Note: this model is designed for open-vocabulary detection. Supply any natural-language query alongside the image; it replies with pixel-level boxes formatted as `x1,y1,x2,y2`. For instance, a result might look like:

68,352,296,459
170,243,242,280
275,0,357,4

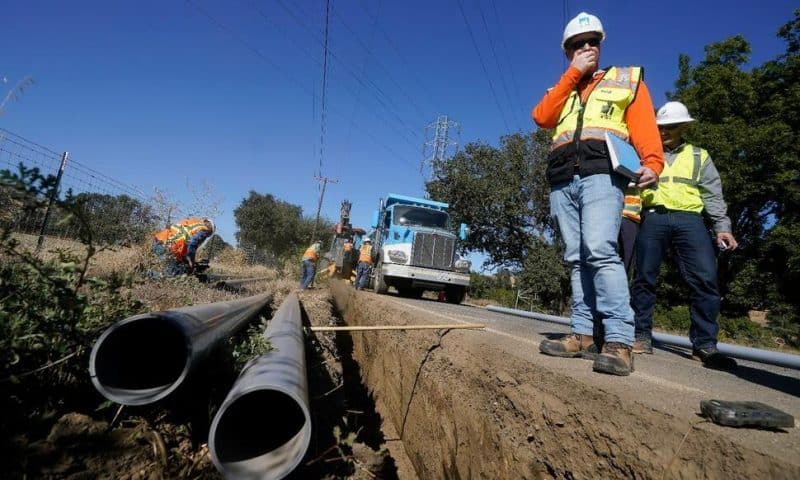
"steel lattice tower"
422,115,460,181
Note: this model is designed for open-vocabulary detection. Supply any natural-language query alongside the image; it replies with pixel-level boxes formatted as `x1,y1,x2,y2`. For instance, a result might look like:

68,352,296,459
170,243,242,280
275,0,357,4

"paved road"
376,293,800,466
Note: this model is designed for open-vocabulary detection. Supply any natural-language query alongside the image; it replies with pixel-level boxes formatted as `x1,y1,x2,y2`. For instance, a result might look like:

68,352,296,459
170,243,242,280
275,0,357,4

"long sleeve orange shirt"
532,66,664,176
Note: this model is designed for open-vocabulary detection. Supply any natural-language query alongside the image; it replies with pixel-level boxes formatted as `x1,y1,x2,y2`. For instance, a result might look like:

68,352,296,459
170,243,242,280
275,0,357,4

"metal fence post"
35,151,68,254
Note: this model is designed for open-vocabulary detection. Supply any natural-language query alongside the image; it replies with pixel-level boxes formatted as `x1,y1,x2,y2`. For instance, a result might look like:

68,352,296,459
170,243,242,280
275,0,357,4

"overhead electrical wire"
186,0,418,169
318,0,331,178
490,0,528,131
455,0,512,134
475,0,520,131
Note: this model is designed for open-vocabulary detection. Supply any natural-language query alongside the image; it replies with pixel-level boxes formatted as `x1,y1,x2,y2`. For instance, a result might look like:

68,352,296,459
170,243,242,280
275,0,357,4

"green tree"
233,191,332,261
426,130,570,311
200,234,230,260
67,192,156,245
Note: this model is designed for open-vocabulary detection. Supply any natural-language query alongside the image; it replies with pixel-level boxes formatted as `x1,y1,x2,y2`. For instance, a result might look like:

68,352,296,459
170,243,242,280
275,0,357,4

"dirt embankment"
330,280,799,479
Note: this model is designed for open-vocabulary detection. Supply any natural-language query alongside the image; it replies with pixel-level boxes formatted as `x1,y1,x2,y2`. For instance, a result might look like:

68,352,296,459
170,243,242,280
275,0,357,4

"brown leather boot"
539,333,594,358
593,342,634,376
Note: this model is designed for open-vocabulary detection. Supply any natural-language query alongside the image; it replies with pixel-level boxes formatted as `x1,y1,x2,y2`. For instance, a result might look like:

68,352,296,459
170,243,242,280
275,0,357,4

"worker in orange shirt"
354,238,375,290
299,240,322,290
152,218,215,276
532,12,664,376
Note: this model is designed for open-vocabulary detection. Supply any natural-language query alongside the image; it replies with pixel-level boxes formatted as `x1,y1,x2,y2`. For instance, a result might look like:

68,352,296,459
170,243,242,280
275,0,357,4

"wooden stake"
310,324,485,332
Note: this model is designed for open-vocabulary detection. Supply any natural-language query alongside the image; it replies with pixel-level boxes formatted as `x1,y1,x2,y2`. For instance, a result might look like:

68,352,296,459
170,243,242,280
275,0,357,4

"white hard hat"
562,12,605,51
204,218,215,231
363,238,372,243
656,101,695,125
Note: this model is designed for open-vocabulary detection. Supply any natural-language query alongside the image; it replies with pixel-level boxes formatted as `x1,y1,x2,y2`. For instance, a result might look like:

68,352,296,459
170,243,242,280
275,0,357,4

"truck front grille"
411,232,454,270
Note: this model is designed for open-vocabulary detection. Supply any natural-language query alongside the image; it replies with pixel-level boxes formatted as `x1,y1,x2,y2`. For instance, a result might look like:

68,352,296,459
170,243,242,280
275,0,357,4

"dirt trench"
330,280,799,480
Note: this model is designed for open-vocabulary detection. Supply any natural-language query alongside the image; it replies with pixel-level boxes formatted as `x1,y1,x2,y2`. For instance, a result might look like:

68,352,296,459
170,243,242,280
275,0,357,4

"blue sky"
2,1,796,270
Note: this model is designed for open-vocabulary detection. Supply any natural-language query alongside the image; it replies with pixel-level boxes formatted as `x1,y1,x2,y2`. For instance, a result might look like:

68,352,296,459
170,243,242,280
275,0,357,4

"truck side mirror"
459,223,469,241
372,211,379,228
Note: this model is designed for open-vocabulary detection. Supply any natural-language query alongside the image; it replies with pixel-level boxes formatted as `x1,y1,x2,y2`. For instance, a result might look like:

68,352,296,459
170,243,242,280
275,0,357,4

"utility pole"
311,175,338,242
422,115,460,183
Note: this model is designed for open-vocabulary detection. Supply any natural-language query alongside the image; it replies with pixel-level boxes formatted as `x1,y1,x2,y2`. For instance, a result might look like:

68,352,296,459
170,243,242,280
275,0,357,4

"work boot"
692,346,737,371
580,342,601,361
539,334,594,358
632,335,653,354
593,342,634,376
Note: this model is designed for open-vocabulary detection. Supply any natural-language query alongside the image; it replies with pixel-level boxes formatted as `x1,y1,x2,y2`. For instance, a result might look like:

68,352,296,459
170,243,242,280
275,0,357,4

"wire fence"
0,128,164,249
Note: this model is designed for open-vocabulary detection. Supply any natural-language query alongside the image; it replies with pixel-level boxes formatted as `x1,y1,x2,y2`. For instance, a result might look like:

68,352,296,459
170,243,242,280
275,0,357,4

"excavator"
324,200,365,283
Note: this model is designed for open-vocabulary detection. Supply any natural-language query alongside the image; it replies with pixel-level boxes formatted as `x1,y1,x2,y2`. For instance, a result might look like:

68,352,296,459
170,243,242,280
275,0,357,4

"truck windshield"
392,205,450,229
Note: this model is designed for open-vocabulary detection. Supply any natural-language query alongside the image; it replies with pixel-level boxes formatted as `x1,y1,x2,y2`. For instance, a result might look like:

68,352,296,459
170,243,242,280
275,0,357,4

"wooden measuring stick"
310,324,485,332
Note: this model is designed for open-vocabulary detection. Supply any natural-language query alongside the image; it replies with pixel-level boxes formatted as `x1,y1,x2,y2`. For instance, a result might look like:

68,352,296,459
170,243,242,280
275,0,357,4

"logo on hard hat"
578,16,590,26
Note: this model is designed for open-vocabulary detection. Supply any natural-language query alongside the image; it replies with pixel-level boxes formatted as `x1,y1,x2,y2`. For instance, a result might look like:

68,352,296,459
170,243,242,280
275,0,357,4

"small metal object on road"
700,400,795,429
310,323,485,332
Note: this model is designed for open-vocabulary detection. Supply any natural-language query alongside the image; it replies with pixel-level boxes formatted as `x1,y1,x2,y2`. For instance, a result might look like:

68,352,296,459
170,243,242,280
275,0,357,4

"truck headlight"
454,259,471,272
387,250,407,263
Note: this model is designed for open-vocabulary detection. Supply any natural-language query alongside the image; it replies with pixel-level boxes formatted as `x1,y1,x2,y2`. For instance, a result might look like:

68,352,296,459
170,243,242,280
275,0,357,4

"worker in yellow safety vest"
631,101,738,371
532,11,664,376
299,240,322,290
152,218,214,276
354,238,375,290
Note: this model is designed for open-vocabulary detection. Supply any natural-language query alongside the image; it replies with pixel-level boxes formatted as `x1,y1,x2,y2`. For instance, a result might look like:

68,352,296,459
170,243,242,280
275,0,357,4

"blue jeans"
355,262,371,290
550,174,634,345
299,259,315,289
631,210,720,349
152,241,188,276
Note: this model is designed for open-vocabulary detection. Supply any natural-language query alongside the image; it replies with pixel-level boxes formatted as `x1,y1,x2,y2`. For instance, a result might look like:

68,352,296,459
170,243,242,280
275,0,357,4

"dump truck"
370,193,470,303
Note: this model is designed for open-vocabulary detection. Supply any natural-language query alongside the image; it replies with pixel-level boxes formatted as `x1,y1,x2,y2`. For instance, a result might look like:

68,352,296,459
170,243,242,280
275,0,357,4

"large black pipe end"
209,388,312,479
89,314,190,406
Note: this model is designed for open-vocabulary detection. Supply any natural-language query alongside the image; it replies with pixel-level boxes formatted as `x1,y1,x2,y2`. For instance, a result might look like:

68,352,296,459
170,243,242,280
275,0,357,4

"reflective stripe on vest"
154,218,208,260
303,246,318,261
622,188,642,222
641,145,705,213
343,242,353,251
551,66,642,150
358,244,373,264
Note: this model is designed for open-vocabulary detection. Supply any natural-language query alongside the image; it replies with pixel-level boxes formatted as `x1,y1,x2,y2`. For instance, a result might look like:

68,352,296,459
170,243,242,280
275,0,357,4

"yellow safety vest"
302,245,318,261
641,144,706,213
622,187,642,222
551,66,642,150
358,244,373,264
153,218,210,261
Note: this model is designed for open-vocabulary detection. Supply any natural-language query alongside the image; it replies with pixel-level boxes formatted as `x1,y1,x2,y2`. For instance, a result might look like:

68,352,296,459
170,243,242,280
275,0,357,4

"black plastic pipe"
209,292,311,480
89,292,273,406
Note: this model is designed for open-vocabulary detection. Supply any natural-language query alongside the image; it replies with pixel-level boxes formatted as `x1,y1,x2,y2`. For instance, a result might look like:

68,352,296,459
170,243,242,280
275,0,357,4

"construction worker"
299,240,322,290
152,218,214,276
354,238,374,290
532,12,664,376
341,239,355,282
631,101,738,370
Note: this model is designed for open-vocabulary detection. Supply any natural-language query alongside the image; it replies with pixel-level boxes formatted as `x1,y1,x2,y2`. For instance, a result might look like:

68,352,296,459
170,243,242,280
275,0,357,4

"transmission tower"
422,115,460,182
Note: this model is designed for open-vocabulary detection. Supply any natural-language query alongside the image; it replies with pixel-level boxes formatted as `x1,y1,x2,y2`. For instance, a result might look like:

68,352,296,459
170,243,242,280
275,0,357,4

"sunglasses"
567,37,601,51
658,124,681,132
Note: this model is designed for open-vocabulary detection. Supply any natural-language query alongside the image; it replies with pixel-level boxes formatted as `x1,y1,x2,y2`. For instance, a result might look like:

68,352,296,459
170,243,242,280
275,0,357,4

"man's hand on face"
571,50,598,75
636,166,658,188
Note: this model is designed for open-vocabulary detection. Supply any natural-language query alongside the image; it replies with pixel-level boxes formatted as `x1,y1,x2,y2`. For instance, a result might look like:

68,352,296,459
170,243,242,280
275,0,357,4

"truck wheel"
445,286,466,304
373,262,388,294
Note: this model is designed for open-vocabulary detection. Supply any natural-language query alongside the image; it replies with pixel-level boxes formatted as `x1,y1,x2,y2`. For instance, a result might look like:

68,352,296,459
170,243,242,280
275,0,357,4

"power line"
245,1,420,151
318,0,332,178
475,0,519,131
271,0,422,142
489,0,528,130
187,0,418,170
455,0,511,134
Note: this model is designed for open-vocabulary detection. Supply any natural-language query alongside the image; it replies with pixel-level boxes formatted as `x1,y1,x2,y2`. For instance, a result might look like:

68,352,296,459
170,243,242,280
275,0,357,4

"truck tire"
373,262,388,294
445,286,466,304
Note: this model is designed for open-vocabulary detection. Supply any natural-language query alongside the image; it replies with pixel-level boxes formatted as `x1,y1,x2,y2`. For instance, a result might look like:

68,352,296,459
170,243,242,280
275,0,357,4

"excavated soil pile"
330,280,799,479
